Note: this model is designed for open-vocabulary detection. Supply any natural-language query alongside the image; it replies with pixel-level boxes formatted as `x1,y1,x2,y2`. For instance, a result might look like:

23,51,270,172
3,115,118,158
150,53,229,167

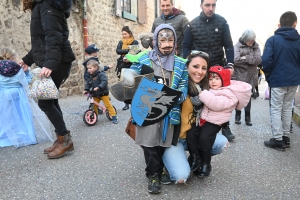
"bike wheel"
83,109,98,126
106,106,117,121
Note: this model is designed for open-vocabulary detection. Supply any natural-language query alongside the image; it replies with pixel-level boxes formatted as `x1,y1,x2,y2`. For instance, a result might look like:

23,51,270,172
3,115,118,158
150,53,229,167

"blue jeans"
162,133,228,183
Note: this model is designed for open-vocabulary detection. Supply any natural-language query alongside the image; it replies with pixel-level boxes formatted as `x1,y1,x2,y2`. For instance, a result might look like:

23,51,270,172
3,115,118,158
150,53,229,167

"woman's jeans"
162,133,228,183
38,62,72,136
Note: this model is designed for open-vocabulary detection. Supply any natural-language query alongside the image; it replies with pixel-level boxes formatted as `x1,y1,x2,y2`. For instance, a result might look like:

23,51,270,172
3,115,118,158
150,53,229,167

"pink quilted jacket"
199,80,252,125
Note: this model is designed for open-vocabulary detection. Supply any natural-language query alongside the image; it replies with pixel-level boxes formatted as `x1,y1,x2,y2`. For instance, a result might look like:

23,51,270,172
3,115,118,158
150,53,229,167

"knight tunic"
135,61,174,147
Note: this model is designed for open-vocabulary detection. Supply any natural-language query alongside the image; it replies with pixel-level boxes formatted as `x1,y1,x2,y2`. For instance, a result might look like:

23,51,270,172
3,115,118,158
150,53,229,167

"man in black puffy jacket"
182,0,235,141
20,0,75,159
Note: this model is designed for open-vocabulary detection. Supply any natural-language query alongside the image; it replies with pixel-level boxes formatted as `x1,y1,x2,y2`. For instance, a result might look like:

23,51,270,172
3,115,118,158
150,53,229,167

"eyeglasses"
190,50,209,59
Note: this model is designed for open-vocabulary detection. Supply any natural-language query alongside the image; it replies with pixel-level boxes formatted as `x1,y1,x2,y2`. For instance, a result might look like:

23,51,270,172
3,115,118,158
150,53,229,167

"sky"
180,0,300,47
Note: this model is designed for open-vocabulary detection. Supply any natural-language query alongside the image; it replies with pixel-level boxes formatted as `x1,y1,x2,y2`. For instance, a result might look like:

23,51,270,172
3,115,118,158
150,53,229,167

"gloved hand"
190,96,202,106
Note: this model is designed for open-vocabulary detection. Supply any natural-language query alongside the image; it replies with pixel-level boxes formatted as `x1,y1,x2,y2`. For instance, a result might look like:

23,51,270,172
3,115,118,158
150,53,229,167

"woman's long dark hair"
186,54,209,96
22,0,34,12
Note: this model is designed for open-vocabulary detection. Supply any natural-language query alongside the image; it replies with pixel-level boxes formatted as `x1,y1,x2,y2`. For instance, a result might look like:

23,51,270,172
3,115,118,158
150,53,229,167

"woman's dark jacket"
84,71,109,97
22,0,75,70
115,40,139,55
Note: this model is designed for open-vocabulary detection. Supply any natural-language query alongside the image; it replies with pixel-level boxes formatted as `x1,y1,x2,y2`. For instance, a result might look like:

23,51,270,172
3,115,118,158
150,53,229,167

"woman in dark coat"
115,26,139,110
20,0,75,159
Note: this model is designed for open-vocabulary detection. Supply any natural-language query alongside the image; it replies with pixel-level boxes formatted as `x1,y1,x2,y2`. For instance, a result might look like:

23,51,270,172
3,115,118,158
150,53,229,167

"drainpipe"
83,0,88,48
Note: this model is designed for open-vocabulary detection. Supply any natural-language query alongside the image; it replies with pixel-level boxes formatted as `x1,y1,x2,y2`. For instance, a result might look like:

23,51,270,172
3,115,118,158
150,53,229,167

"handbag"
125,117,136,140
30,76,59,100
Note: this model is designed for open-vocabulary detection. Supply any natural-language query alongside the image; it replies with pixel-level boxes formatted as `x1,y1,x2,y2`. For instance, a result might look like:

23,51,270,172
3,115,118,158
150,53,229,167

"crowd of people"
1,0,300,195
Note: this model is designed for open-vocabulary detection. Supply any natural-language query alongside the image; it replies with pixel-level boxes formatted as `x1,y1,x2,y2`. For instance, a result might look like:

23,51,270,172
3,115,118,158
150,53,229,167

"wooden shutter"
115,0,122,17
131,0,138,16
137,0,147,24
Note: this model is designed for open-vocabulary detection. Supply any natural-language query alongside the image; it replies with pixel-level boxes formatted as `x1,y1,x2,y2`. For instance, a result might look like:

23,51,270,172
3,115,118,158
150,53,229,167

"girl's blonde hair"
0,47,19,61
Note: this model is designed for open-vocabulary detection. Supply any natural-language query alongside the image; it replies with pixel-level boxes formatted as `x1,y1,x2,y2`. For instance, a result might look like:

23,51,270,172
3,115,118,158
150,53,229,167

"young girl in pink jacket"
187,66,251,178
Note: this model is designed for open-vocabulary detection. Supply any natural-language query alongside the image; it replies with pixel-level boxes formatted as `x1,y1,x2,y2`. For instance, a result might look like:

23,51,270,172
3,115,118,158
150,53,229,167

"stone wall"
0,0,158,97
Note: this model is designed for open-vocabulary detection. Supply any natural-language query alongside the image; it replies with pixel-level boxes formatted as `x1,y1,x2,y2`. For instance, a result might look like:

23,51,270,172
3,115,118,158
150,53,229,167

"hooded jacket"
234,39,261,88
199,80,252,125
151,8,189,56
22,0,75,70
262,27,300,87
84,70,109,97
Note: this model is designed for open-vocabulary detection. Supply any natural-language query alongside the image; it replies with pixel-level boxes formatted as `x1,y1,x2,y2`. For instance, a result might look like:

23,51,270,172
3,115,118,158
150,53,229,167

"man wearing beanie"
182,0,235,141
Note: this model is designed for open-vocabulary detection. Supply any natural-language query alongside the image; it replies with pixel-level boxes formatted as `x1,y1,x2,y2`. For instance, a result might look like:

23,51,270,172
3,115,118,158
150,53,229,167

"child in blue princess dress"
0,47,53,148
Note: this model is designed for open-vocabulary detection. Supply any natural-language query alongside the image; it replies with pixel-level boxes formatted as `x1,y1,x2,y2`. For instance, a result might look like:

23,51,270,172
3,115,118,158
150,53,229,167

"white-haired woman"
233,29,262,126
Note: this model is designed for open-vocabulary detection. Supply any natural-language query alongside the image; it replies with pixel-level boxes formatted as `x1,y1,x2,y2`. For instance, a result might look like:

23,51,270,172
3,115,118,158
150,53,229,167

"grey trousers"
270,86,297,140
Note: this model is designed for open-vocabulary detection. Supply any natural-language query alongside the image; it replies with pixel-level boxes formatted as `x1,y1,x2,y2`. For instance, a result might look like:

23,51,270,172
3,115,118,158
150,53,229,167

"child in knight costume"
128,24,188,194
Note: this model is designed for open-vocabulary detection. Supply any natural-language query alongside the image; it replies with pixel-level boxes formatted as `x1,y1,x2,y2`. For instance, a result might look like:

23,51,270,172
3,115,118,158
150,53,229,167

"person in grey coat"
152,0,189,57
233,29,261,126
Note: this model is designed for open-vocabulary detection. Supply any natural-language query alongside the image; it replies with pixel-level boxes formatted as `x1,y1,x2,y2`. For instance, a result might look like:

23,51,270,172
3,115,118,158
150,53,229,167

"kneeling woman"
163,51,229,183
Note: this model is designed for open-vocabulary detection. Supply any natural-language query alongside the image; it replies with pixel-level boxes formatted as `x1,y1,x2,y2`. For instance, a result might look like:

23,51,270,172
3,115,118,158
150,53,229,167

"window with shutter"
137,0,147,24
115,0,137,21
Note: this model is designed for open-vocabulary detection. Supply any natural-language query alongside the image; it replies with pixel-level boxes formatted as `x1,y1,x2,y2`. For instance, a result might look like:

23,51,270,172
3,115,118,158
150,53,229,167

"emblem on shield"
131,77,182,126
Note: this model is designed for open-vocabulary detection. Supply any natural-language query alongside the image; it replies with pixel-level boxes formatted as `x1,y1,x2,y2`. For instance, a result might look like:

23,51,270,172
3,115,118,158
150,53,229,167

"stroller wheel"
83,109,98,126
106,106,117,121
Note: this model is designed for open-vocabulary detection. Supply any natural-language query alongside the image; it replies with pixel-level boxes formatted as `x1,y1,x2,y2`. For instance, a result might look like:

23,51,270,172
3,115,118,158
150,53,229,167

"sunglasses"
190,50,209,59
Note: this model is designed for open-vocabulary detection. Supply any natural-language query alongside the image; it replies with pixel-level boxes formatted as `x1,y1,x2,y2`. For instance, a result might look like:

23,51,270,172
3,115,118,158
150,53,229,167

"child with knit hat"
186,66,252,178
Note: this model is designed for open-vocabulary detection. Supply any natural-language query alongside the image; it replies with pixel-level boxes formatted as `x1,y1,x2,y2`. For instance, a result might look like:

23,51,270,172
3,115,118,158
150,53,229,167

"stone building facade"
0,0,184,97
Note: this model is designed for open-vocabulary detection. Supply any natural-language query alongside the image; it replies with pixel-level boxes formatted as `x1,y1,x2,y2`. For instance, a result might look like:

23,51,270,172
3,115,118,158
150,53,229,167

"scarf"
147,24,176,71
122,36,135,50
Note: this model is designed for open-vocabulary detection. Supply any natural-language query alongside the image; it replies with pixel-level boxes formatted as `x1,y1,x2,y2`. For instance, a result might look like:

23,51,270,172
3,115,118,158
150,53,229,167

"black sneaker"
160,171,172,185
264,138,285,151
282,136,290,148
222,126,235,141
98,108,103,115
148,173,161,194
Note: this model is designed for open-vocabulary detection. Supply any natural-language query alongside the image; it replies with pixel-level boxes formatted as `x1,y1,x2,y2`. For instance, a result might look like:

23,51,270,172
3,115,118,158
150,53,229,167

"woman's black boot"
198,150,212,178
235,110,241,124
190,154,201,172
245,111,252,126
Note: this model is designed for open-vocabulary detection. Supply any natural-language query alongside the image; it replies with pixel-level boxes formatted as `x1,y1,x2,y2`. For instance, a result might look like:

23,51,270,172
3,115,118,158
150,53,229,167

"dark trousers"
142,146,166,176
186,122,221,154
38,62,72,136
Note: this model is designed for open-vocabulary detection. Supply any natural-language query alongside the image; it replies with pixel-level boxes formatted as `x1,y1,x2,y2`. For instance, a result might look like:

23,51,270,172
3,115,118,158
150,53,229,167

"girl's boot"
198,150,212,178
190,154,201,171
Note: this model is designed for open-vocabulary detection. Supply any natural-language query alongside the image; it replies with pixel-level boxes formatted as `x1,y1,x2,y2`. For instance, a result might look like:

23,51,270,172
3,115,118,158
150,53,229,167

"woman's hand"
93,87,99,91
39,67,52,78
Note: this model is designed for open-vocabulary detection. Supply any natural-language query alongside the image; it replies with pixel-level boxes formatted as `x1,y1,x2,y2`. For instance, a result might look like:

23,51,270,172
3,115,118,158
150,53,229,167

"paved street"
1,80,300,200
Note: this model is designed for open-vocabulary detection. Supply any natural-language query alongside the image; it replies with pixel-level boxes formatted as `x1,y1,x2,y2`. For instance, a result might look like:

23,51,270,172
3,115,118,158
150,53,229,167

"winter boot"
245,111,252,126
190,154,201,172
235,110,241,125
47,132,74,159
122,103,129,110
44,134,58,154
198,150,212,178
222,123,235,141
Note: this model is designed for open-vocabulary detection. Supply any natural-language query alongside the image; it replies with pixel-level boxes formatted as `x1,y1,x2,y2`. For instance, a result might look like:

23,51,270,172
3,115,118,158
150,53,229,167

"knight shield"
131,77,182,126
